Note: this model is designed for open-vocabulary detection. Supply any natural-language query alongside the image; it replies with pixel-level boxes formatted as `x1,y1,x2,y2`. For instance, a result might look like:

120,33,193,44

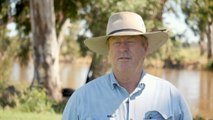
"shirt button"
130,118,133,120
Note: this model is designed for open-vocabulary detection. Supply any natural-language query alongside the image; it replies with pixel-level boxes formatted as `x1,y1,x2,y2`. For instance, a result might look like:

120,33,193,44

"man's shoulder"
86,73,111,86
143,73,181,96
143,73,175,88
143,73,166,82
74,73,111,94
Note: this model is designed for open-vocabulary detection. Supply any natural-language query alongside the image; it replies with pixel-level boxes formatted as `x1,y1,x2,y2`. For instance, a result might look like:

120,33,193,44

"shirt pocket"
144,110,172,120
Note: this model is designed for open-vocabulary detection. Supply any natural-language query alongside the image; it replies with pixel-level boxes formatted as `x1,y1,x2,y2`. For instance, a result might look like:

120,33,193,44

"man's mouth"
118,57,131,61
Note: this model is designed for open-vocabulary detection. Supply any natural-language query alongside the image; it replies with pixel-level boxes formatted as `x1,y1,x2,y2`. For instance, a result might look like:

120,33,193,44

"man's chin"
117,68,132,73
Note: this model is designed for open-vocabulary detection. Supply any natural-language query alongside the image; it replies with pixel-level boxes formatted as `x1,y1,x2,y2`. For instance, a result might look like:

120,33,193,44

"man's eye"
113,42,120,45
127,41,135,44
127,41,134,43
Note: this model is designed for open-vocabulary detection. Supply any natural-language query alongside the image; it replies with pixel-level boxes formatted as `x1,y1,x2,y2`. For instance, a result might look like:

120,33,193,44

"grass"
0,109,62,120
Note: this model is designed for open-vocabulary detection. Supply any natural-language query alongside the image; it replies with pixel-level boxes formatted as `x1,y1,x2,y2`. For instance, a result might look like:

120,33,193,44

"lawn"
0,110,62,120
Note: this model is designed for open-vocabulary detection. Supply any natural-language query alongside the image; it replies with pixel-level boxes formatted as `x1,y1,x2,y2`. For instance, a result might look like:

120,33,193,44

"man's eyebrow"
126,37,137,41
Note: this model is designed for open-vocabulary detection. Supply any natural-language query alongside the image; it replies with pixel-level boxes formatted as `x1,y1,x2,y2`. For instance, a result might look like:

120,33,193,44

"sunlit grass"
0,109,62,120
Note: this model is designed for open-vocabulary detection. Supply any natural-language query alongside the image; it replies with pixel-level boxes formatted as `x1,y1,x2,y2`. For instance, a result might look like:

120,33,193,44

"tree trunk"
86,54,110,83
211,23,213,59
207,21,212,60
86,54,95,83
198,35,206,56
29,0,62,102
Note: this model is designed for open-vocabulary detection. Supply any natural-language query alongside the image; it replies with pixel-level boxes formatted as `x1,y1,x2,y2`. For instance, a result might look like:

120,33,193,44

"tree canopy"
180,0,213,59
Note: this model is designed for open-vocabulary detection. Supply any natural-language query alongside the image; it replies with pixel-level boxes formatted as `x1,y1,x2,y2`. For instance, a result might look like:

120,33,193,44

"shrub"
0,86,20,108
17,88,55,113
52,100,67,113
193,115,205,120
0,85,67,113
207,60,213,70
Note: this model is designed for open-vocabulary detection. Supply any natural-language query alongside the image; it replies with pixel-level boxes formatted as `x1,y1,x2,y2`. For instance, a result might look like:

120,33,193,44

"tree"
0,0,89,102
29,0,62,102
180,0,213,60
29,0,89,101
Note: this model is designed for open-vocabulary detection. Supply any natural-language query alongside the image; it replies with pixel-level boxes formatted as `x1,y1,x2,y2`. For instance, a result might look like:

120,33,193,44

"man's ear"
107,53,112,64
107,52,109,59
144,44,149,52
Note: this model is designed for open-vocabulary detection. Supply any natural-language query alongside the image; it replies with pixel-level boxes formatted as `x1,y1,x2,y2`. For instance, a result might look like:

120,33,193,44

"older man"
62,12,192,120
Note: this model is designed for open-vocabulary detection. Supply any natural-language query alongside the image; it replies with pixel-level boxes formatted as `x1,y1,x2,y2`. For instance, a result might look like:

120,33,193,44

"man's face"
108,35,148,73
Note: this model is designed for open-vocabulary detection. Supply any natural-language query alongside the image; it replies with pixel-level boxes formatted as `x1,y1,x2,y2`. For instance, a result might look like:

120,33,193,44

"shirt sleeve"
179,92,193,120
171,85,193,120
62,91,80,120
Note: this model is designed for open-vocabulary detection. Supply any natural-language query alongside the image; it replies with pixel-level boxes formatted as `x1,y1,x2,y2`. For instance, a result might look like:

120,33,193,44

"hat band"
108,28,144,35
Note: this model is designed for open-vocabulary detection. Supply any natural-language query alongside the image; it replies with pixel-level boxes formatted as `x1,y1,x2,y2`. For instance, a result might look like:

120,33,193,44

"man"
62,12,192,120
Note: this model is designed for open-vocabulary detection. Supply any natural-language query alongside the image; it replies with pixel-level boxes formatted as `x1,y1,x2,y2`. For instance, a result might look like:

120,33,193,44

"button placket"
126,98,130,120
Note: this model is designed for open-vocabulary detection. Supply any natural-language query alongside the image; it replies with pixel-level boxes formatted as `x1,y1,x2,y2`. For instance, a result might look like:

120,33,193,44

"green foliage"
0,30,20,89
17,37,31,65
61,36,80,57
0,0,9,24
61,21,81,58
0,86,67,114
180,0,212,36
17,88,55,113
180,0,213,59
0,86,20,109
14,1,31,35
77,35,89,56
206,60,213,70
193,115,205,120
52,100,67,113
79,0,166,38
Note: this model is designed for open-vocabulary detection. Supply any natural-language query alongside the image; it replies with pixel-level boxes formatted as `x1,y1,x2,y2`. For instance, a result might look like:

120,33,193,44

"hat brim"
84,31,168,55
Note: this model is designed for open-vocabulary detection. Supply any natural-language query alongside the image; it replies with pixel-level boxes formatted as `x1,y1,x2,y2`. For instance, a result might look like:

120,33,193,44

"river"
10,61,213,119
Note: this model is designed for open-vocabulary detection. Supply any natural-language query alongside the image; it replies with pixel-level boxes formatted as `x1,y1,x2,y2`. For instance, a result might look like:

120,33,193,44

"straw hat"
84,12,168,55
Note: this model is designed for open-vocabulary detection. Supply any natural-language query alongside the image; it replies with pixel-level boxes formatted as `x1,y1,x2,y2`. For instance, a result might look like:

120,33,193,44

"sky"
6,22,18,36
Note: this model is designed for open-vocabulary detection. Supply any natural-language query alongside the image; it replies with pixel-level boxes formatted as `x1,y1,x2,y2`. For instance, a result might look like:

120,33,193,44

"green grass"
0,110,62,120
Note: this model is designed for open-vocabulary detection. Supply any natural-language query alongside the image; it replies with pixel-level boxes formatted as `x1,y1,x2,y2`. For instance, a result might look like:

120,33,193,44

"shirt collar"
109,72,120,90
109,70,147,90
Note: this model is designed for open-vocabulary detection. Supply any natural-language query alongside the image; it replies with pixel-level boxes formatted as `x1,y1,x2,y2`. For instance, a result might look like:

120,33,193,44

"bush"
193,115,205,120
0,86,20,108
17,88,55,113
0,85,67,113
207,60,213,70
52,100,67,113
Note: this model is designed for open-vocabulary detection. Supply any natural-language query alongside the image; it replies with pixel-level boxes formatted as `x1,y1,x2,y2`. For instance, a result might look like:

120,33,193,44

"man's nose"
119,42,129,52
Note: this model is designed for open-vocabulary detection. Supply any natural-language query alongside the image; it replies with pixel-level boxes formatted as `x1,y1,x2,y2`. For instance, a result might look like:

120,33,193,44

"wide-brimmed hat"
84,12,168,55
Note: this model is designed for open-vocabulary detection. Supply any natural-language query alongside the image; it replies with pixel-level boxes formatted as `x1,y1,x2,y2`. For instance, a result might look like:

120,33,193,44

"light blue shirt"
62,72,192,120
